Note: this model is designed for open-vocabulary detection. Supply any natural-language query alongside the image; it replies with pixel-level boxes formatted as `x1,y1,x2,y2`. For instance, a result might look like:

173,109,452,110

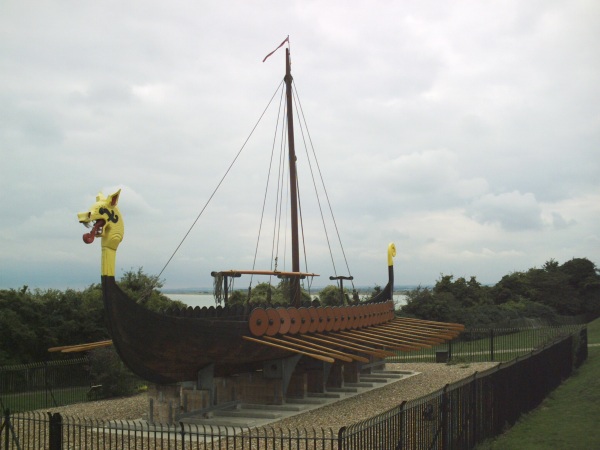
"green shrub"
88,348,140,398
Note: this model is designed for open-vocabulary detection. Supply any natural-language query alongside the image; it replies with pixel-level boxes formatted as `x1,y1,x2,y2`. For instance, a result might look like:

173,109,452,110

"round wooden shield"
370,304,378,326
298,307,311,334
324,307,335,332
276,307,291,335
365,304,374,327
265,308,280,336
249,308,269,337
367,304,375,327
316,307,327,333
361,305,368,327
381,304,388,321
287,307,302,335
356,306,364,329
375,303,384,325
347,306,356,329
332,307,342,331
308,307,319,333
338,306,348,331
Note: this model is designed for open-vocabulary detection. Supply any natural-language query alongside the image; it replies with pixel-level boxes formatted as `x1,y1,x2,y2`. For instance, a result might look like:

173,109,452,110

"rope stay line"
292,81,356,292
249,81,287,293
156,80,285,281
292,84,338,279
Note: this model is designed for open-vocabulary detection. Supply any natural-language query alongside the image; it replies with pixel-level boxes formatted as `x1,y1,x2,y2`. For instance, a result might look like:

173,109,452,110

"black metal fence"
0,329,587,450
1,325,580,415
339,331,583,449
0,358,91,413
388,324,583,363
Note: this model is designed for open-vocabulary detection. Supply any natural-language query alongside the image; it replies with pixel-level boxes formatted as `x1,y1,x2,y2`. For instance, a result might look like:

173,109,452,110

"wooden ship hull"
102,274,401,384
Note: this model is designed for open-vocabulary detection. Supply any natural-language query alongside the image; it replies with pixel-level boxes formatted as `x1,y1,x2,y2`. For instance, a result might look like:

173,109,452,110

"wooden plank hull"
102,276,292,383
99,268,467,387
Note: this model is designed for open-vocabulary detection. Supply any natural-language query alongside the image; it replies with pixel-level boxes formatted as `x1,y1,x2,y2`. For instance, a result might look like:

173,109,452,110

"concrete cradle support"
197,363,215,405
263,354,302,398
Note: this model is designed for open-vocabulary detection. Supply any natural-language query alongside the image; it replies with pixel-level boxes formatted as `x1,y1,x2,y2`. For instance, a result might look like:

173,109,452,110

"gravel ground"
45,362,498,429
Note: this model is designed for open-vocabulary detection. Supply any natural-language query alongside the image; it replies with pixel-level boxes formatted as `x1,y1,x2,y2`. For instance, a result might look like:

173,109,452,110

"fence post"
471,372,478,447
448,339,453,362
490,329,495,361
180,421,186,450
441,384,449,450
48,412,62,450
337,426,347,450
395,401,407,450
3,409,10,449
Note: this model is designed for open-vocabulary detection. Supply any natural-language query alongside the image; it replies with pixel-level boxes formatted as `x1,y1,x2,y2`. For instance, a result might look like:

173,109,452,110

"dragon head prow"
78,189,124,276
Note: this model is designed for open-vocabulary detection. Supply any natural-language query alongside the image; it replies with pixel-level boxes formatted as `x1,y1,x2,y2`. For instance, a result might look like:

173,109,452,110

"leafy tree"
119,267,186,311
402,286,462,323
227,280,311,306
318,285,348,306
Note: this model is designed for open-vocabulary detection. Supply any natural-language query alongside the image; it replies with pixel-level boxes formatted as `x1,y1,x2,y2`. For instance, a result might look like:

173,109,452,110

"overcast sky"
1,0,599,292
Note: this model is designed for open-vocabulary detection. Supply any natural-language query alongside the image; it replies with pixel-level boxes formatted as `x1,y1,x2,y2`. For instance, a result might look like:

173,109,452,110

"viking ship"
77,44,464,385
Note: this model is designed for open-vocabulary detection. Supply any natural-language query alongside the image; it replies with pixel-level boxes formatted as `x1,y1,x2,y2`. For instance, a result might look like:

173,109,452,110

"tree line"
401,258,600,328
0,268,185,366
1,258,598,366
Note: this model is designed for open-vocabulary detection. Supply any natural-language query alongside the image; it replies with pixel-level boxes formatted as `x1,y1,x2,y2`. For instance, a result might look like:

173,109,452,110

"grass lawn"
1,386,90,412
475,318,600,450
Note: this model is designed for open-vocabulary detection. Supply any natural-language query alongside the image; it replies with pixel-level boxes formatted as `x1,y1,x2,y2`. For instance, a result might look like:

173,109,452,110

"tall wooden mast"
284,48,301,306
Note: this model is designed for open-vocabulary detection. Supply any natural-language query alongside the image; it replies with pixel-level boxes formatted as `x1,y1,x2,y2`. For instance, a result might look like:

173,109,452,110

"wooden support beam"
213,269,319,278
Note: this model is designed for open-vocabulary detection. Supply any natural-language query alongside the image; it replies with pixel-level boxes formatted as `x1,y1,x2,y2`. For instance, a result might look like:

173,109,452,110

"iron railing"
388,324,583,363
0,358,91,413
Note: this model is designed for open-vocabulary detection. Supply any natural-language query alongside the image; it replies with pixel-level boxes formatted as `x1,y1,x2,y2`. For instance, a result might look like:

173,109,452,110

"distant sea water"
165,293,408,309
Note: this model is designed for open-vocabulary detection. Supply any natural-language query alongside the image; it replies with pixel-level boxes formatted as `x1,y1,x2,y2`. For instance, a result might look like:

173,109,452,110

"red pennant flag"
263,36,289,62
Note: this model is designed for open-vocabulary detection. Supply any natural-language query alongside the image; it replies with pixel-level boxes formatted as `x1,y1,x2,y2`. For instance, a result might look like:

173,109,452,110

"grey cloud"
468,191,543,231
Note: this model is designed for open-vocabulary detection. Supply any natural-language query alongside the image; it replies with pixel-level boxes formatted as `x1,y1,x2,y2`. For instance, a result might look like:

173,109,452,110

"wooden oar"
263,336,352,363
302,334,395,358
381,321,459,340
368,328,445,346
347,328,433,349
369,325,448,344
386,319,462,336
393,317,465,331
281,335,370,363
48,340,113,353
338,330,420,351
242,336,334,363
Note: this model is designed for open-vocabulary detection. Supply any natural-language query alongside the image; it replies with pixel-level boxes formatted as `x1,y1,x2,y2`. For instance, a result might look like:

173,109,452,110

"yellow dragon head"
78,189,124,276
